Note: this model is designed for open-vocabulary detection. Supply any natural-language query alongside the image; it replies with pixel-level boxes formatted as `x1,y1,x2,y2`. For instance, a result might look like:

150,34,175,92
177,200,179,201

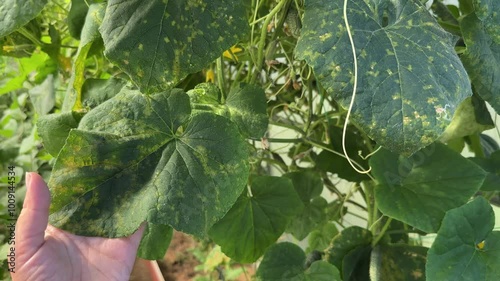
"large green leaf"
99,0,248,93
256,242,341,281
0,0,48,37
48,88,249,238
188,82,268,138
296,0,471,155
370,142,486,233
209,176,303,263
426,197,500,281
460,1,500,114
370,244,427,281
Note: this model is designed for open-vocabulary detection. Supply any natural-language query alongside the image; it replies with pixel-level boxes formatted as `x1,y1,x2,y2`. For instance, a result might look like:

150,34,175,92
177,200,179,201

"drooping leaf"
209,176,304,263
62,3,105,111
137,223,173,260
68,0,90,39
296,0,471,155
324,226,372,279
370,244,427,281
188,82,268,138
460,3,500,114
99,0,249,93
28,74,56,116
37,111,83,156
48,88,249,239
470,151,500,191
370,142,486,233
426,197,500,281
0,0,48,38
256,242,341,281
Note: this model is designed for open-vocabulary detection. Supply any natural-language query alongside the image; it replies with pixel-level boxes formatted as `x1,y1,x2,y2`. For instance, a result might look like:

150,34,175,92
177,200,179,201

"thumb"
16,172,51,257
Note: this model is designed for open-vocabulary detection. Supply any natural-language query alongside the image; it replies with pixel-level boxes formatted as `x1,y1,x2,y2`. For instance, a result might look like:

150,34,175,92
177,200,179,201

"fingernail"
25,172,32,188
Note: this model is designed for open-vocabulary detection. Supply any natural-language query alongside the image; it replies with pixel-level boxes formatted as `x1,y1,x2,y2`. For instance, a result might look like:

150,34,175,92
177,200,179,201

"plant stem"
251,0,289,83
216,57,226,101
372,217,392,246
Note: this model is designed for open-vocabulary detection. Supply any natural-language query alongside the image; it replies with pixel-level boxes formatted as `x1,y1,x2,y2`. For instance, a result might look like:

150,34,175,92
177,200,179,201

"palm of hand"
12,173,144,281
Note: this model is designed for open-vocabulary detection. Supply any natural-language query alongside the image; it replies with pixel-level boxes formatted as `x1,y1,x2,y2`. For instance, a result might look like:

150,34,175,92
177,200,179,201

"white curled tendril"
341,0,373,174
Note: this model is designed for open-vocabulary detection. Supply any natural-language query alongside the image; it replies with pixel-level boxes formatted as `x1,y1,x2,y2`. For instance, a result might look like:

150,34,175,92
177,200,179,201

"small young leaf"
296,0,471,155
370,142,487,233
209,176,304,263
256,242,341,281
426,197,500,281
99,0,249,93
188,82,268,138
225,83,268,138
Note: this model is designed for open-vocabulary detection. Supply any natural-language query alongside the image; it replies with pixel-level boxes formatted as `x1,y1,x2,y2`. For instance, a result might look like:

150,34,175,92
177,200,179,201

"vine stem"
372,217,393,246
251,0,288,83
142,259,165,281
341,0,372,174
216,57,226,101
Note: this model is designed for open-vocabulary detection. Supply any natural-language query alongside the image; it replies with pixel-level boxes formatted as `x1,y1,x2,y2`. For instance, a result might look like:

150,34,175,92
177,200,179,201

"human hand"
12,172,145,281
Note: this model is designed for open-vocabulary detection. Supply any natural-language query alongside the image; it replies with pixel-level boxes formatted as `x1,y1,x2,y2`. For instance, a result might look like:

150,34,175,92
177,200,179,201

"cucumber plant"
1,0,500,280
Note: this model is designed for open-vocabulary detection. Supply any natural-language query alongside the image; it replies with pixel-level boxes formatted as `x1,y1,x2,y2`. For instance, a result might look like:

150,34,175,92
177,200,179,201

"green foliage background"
1,0,500,280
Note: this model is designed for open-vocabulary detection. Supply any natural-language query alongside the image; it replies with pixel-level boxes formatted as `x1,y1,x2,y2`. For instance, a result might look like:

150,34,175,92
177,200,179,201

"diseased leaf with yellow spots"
99,0,249,94
427,197,500,281
188,82,268,138
296,0,472,156
48,88,250,239
460,0,500,114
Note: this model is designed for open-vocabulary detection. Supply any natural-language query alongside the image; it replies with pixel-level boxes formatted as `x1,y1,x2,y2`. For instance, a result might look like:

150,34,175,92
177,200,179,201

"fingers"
16,172,51,257
129,222,147,246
